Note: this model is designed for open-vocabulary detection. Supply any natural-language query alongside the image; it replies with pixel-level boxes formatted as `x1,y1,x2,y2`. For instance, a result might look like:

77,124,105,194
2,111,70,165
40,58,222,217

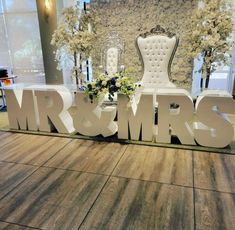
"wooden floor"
0,132,234,230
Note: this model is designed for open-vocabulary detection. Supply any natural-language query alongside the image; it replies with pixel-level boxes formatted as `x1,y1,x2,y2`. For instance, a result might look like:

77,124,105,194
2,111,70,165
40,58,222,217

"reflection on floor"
0,131,234,230
1,107,235,155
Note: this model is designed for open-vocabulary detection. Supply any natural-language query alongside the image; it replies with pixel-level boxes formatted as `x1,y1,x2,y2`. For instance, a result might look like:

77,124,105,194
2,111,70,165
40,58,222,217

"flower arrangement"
51,3,97,86
183,0,234,88
85,69,137,102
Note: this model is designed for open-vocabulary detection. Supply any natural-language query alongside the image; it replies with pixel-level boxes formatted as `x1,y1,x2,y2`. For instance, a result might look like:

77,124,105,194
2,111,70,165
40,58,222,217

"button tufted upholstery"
137,35,177,88
106,47,119,75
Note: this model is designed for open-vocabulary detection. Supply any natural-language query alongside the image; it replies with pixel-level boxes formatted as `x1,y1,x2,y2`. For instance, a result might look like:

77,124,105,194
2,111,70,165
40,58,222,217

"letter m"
5,89,38,131
118,93,154,141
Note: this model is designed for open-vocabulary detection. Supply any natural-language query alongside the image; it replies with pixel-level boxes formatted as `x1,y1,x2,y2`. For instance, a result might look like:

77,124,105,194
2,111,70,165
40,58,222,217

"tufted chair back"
137,25,178,88
106,47,119,75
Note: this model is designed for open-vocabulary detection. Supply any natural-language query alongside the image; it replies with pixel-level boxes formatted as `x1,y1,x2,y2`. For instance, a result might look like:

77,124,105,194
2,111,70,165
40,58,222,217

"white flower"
102,80,107,86
182,0,233,77
51,6,97,79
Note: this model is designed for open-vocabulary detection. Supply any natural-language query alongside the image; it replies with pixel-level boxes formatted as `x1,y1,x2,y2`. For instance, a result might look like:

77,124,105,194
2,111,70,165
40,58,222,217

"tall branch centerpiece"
51,2,97,87
184,0,234,88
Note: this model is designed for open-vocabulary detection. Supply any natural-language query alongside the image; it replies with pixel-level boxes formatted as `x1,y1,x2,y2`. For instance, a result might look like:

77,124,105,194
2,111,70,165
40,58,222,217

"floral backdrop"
91,0,198,89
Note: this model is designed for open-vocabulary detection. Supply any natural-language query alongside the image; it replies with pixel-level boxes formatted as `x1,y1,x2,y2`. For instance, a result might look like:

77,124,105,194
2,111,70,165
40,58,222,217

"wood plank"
0,111,10,129
0,221,37,230
0,132,23,146
0,162,37,199
113,145,193,187
0,131,12,138
80,177,194,230
0,167,108,230
194,151,235,193
195,189,235,230
0,134,71,166
45,140,127,175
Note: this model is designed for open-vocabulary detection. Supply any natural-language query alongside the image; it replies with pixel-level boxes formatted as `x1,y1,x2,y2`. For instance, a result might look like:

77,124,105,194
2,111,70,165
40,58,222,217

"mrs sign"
4,85,235,148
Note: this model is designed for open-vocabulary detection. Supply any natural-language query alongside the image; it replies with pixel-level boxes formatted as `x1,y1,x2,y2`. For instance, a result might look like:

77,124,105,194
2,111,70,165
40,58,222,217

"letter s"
194,91,235,148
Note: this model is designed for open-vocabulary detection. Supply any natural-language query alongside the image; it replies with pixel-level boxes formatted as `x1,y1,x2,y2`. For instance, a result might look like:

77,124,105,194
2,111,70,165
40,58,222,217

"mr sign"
4,85,235,148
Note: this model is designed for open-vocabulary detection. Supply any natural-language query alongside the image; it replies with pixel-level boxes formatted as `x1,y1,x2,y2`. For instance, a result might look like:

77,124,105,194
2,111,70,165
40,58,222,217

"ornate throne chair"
137,25,178,89
106,47,119,75
101,31,124,75
101,32,124,102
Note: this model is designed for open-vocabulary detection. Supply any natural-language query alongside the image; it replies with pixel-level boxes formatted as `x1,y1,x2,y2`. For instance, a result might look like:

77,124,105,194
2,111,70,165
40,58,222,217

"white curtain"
0,0,45,83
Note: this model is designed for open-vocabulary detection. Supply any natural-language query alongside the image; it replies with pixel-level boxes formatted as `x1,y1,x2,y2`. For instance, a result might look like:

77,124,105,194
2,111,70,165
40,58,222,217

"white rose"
102,80,107,86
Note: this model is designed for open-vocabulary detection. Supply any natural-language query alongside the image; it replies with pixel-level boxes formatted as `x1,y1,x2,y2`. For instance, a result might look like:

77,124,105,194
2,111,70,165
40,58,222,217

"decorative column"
36,0,63,84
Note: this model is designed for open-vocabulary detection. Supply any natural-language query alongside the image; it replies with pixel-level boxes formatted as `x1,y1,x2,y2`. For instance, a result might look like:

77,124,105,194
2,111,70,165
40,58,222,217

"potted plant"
184,0,234,88
51,3,97,87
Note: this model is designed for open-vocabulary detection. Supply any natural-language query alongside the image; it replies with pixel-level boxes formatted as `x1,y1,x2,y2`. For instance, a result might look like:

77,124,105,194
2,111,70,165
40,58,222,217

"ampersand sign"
74,92,117,137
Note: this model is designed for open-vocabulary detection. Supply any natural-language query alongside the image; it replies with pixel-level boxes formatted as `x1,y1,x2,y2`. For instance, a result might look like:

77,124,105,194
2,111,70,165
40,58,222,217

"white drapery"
0,0,45,83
